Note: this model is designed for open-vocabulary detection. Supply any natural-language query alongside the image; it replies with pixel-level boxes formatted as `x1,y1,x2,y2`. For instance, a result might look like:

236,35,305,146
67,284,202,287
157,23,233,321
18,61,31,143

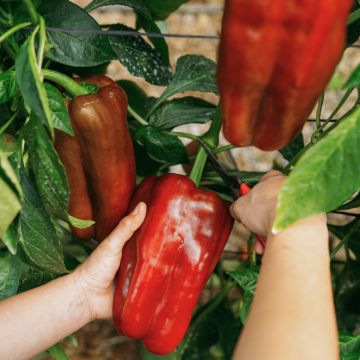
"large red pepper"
113,174,234,354
55,75,136,241
218,0,353,151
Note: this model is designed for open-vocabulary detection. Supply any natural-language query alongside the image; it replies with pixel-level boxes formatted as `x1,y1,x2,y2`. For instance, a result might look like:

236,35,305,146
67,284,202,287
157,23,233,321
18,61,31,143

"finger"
230,196,247,222
260,170,284,182
100,202,147,256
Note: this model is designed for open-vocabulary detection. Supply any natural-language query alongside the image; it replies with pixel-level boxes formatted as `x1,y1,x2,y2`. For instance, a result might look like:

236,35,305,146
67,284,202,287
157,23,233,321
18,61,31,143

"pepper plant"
0,0,360,359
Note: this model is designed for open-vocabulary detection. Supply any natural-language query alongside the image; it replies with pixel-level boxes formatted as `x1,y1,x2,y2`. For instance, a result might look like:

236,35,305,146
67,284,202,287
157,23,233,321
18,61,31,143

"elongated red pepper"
113,174,234,354
55,75,136,241
218,0,353,150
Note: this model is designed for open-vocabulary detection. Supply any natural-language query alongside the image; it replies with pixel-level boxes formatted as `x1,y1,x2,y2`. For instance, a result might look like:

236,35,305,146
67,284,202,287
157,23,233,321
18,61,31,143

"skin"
231,171,338,360
0,171,338,359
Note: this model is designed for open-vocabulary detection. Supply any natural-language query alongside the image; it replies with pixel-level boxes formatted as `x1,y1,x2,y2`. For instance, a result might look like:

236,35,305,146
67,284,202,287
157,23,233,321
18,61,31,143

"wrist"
66,271,95,324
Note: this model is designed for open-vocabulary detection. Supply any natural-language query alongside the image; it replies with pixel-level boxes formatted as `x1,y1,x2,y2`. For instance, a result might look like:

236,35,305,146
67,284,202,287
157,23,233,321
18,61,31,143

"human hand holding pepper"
0,202,146,360
230,170,286,237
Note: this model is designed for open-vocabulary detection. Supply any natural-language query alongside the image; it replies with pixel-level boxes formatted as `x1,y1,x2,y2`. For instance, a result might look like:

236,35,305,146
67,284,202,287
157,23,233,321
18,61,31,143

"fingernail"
132,203,140,215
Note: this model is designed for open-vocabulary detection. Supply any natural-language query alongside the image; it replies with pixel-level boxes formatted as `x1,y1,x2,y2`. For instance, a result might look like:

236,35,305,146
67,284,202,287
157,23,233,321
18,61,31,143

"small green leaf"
274,108,360,232
279,133,305,162
15,31,53,134
39,0,115,67
135,126,188,165
19,172,67,274
68,215,95,229
239,291,254,324
329,219,360,261
149,97,215,130
85,0,152,20
149,55,217,114
146,0,189,20
47,343,69,360
108,24,172,86
344,64,360,89
1,219,19,255
0,158,21,238
0,252,21,300
18,267,58,293
0,71,17,104
227,267,259,295
45,83,73,136
0,151,22,200
24,115,69,221
0,134,17,158
339,332,360,355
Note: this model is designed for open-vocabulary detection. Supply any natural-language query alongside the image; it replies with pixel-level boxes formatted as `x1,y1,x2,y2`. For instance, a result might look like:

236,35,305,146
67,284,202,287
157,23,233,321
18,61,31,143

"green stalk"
37,17,47,72
127,105,148,125
23,0,39,24
0,22,31,44
348,8,360,25
42,70,90,97
315,93,325,130
166,131,199,142
189,107,222,186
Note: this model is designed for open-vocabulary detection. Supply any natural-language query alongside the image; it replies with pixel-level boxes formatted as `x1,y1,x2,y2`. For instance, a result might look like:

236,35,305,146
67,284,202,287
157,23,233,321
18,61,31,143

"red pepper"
218,0,353,150
113,174,234,354
55,75,136,241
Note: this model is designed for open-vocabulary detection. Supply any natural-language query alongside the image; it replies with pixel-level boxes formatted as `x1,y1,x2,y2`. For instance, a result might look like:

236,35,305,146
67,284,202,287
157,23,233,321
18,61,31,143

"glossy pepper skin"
218,0,353,151
113,174,234,355
55,75,136,241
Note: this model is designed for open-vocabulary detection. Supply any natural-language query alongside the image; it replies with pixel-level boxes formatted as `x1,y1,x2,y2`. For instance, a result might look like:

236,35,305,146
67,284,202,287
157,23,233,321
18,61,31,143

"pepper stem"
189,107,222,186
42,69,90,97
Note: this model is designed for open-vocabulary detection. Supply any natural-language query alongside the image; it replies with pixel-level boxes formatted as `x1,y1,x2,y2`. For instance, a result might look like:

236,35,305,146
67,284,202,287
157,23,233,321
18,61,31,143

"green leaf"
39,0,115,67
0,134,17,158
19,172,67,274
0,157,21,238
1,219,19,255
0,252,21,300
47,343,69,360
18,266,58,293
108,24,172,86
339,193,360,210
137,15,170,65
340,332,360,355
135,126,188,165
133,142,163,177
274,108,360,232
45,83,73,136
0,70,17,104
239,291,254,324
227,267,259,295
146,0,189,20
0,151,22,199
344,64,360,89
149,97,215,130
68,215,95,229
15,31,53,133
181,304,241,359
329,219,360,261
279,133,305,162
149,55,217,114
24,116,69,221
85,0,152,20
347,2,360,45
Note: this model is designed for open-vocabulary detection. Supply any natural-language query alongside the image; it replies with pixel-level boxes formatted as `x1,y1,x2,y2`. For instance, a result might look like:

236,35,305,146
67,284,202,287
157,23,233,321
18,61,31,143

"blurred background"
35,1,359,358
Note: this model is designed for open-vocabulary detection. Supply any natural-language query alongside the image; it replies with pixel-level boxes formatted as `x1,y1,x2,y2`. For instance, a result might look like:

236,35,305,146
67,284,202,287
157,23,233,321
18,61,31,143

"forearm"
233,216,338,360
0,273,91,360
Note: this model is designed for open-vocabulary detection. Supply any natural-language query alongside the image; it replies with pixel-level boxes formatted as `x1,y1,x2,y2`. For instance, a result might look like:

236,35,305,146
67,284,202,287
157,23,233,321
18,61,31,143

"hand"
70,202,146,321
230,170,286,237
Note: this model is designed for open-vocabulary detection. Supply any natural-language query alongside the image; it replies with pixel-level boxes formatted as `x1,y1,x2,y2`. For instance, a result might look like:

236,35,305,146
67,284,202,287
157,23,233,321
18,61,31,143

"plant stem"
189,107,222,186
0,22,31,44
42,70,90,97
348,8,360,25
213,144,235,154
315,93,325,130
37,17,46,73
166,131,199,142
127,105,148,125
23,0,39,24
